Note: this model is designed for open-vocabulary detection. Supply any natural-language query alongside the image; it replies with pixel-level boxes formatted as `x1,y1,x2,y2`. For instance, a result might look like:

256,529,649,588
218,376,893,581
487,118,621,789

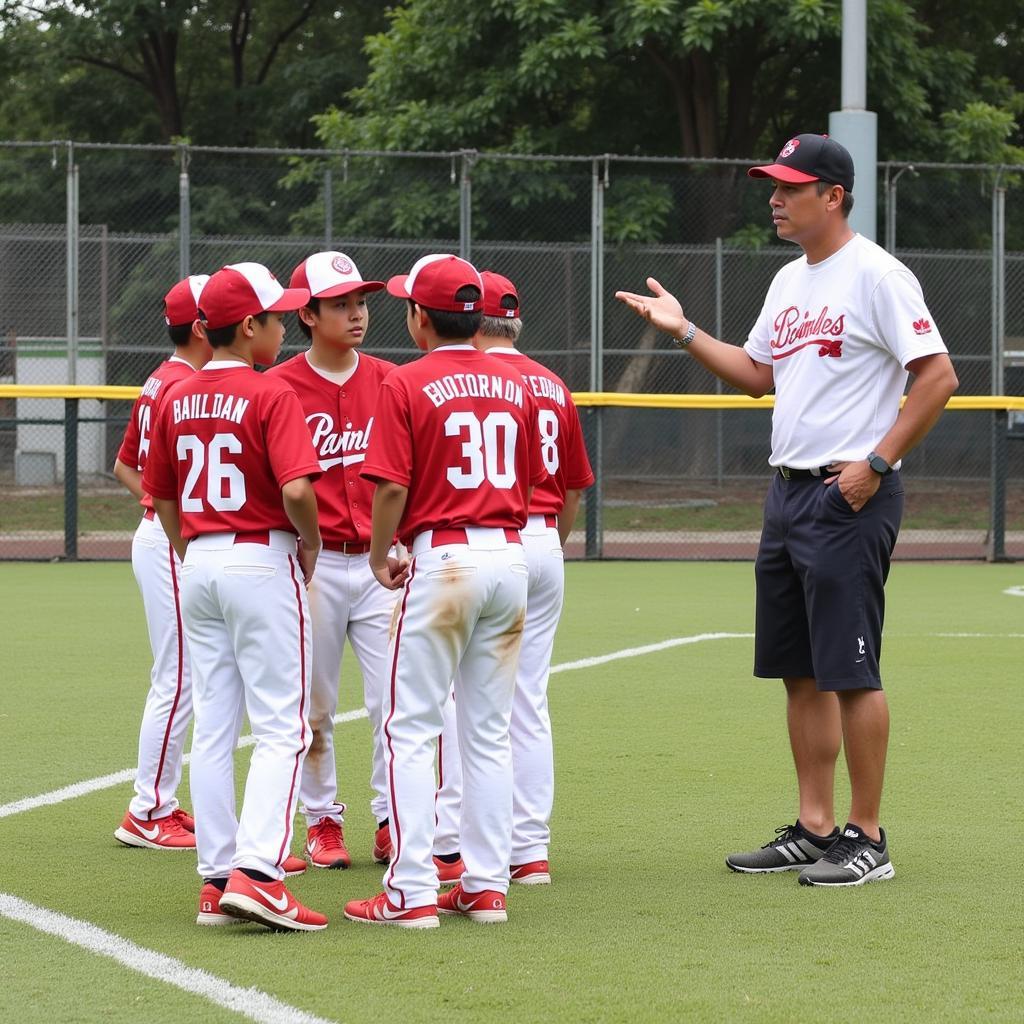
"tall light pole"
829,0,877,240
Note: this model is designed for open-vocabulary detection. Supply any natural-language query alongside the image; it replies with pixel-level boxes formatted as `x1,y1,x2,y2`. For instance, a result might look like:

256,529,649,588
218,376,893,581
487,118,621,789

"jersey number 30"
445,411,518,490
177,434,247,512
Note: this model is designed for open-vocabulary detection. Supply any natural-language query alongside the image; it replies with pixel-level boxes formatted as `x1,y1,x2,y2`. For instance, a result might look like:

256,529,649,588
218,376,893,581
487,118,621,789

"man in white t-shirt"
616,133,958,887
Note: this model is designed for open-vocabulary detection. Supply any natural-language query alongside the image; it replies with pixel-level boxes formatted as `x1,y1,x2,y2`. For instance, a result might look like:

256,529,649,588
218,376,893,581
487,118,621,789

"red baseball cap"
748,134,855,193
198,263,310,330
480,271,520,318
163,274,210,327
386,254,483,312
289,251,385,299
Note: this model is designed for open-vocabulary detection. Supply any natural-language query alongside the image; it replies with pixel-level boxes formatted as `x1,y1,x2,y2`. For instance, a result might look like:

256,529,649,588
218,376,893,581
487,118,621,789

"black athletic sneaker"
726,821,840,873
798,823,895,886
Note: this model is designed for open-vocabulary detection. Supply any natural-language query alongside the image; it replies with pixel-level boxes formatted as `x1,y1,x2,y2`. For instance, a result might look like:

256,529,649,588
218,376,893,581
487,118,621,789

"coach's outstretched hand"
615,278,689,340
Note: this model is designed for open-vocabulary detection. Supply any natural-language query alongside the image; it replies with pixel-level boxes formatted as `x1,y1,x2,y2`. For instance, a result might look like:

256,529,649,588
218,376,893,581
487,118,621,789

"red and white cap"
386,254,483,312
198,262,310,330
163,274,210,327
289,251,385,299
480,270,520,318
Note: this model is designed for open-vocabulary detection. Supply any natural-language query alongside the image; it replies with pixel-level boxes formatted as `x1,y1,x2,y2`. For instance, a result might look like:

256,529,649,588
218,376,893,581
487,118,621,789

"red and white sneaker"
433,855,465,886
305,818,351,869
171,808,195,833
282,855,307,876
218,870,327,932
437,883,507,923
372,824,392,864
510,860,551,885
114,810,195,850
343,892,438,929
196,882,242,927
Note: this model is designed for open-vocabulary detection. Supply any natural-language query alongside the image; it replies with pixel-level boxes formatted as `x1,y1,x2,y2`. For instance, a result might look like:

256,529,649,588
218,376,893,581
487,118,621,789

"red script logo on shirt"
913,318,931,335
770,305,845,360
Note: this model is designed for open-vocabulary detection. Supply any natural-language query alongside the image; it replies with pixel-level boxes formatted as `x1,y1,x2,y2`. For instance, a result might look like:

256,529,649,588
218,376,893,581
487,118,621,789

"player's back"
490,350,594,515
364,346,544,542
120,357,196,476
146,363,320,539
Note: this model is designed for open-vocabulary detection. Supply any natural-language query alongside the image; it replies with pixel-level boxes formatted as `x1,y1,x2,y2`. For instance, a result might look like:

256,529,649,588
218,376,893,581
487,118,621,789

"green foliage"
604,178,675,242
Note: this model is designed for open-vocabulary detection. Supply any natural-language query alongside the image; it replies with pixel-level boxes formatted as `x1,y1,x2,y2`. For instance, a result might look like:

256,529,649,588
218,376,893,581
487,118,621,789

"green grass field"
1,561,1022,1023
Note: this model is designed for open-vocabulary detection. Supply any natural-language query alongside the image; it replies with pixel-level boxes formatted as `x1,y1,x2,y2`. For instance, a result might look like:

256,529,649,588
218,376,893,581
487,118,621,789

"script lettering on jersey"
306,412,374,469
422,373,525,409
140,376,163,401
770,305,846,359
524,374,565,408
172,393,251,425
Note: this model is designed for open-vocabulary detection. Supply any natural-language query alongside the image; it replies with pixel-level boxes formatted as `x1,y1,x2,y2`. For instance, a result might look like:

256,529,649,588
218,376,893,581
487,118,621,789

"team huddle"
112,252,594,932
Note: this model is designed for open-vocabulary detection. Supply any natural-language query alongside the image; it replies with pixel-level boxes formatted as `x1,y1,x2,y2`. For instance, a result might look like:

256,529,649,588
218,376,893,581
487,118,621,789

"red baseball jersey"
117,355,196,514
490,349,594,514
267,351,396,545
143,361,321,539
361,345,547,543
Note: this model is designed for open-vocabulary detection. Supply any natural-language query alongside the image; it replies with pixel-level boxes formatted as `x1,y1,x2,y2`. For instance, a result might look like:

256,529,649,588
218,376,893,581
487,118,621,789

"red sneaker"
196,883,241,927
305,818,351,869
171,808,196,833
510,860,551,885
114,810,195,850
218,870,327,932
437,883,507,923
433,855,465,886
282,854,307,876
343,892,438,929
372,823,392,864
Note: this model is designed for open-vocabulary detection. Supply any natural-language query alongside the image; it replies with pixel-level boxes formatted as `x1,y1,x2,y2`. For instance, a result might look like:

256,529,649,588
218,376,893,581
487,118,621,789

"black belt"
777,465,831,480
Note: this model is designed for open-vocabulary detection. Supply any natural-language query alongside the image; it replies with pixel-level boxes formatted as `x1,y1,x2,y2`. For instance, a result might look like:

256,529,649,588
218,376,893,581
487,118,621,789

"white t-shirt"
744,233,948,468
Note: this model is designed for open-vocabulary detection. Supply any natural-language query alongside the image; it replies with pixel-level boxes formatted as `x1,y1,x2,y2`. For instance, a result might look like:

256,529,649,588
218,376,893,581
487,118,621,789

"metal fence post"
324,165,333,248
459,150,474,260
178,145,190,278
988,170,1007,561
64,398,79,560
65,143,79,385
884,165,914,255
585,158,607,558
714,237,724,486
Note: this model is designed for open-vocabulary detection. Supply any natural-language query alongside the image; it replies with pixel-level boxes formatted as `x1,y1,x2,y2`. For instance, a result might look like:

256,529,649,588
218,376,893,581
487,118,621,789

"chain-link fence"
1,141,1022,561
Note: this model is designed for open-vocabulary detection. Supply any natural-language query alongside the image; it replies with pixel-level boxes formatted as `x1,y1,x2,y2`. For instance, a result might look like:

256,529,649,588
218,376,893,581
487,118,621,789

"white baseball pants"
383,527,528,909
180,531,312,881
433,515,566,864
433,686,462,856
128,512,192,821
303,548,397,826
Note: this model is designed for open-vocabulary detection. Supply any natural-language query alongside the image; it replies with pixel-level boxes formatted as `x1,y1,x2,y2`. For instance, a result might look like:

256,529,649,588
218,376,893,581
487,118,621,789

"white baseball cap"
289,251,385,299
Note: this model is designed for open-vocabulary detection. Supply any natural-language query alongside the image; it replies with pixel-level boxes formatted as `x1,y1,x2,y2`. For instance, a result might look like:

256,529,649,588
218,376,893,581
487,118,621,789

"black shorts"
753,470,904,691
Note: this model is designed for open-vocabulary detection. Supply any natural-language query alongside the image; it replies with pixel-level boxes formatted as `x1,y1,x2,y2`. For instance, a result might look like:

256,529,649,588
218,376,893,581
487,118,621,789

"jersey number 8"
177,433,247,512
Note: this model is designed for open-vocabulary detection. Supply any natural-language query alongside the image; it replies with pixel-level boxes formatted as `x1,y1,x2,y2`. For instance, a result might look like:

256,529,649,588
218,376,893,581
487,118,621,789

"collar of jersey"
201,359,249,370
432,344,476,352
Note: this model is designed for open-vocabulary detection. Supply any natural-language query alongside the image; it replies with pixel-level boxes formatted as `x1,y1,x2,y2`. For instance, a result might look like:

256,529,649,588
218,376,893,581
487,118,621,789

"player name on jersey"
172,393,250,425
141,376,165,401
422,373,524,409
522,374,566,408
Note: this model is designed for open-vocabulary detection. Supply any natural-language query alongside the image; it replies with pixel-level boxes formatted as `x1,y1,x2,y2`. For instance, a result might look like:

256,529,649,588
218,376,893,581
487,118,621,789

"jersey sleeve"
361,380,413,486
869,269,948,368
563,398,595,490
263,389,322,487
140,403,177,501
117,398,143,468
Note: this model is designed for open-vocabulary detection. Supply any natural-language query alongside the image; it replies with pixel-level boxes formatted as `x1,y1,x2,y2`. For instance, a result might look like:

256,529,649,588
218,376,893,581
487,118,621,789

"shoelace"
764,823,801,849
820,834,866,864
313,822,345,851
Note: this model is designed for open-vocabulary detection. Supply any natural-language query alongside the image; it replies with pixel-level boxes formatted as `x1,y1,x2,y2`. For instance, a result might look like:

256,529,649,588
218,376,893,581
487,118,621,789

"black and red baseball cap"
198,263,309,330
748,134,854,193
163,275,210,327
480,270,520,318
386,254,483,312
289,251,385,299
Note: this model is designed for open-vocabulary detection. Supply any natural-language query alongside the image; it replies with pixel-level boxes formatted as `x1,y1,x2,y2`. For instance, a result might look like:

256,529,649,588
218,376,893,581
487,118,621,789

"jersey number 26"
177,434,247,512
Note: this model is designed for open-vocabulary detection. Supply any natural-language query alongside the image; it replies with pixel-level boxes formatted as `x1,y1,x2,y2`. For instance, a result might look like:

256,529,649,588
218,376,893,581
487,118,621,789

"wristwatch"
866,451,892,476
671,321,697,348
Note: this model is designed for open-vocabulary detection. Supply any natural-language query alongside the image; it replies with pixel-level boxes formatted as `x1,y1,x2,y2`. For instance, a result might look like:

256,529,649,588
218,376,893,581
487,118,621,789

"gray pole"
324,166,333,249
714,236,724,486
991,172,1006,396
459,151,473,260
585,158,606,558
65,145,79,385
178,146,190,278
829,0,877,240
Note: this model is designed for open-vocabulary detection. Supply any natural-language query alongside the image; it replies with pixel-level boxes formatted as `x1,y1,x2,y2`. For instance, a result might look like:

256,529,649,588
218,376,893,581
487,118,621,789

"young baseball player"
343,254,545,928
474,270,593,883
267,251,397,870
143,262,328,931
113,274,210,851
